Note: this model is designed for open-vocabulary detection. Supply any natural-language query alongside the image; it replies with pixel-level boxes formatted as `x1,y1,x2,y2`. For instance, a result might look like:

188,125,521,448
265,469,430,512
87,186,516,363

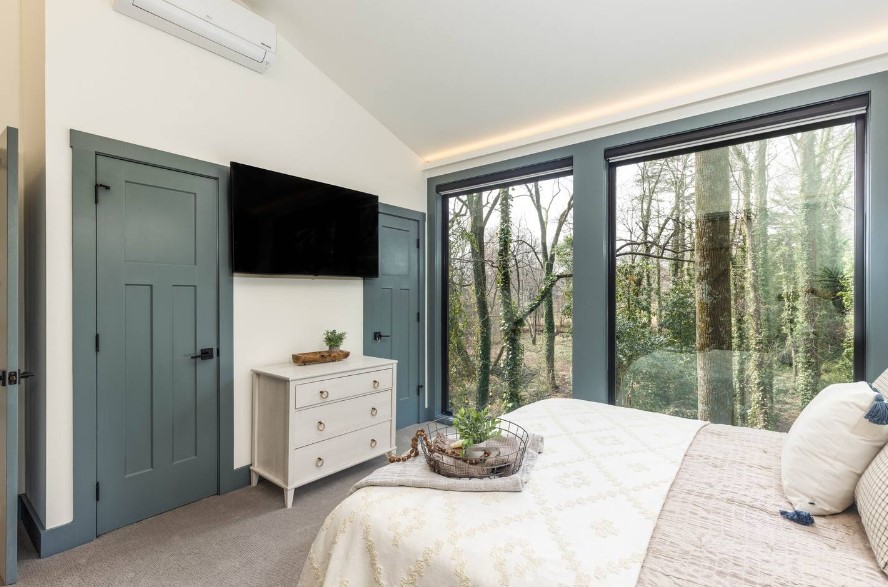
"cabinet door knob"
319,390,329,399
316,457,324,467
372,380,380,389
370,407,378,416
317,421,325,431
370,439,377,448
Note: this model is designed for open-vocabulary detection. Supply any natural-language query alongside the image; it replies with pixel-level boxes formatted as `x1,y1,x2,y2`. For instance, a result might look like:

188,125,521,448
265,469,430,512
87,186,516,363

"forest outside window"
609,98,866,432
442,166,574,415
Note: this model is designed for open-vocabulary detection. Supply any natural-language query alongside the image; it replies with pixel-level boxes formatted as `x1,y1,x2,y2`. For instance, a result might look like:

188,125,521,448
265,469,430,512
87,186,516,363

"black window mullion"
854,114,867,381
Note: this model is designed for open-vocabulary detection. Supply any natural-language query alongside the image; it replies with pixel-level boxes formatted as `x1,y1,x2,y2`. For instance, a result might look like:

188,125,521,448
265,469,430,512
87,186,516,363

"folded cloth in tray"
350,433,544,493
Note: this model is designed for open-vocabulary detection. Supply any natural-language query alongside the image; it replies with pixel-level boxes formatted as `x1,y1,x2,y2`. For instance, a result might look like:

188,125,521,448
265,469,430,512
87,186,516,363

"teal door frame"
62,131,242,553
1,127,21,584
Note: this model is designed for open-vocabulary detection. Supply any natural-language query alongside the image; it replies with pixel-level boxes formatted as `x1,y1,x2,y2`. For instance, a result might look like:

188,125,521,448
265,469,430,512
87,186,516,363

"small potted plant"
323,330,346,352
452,405,500,459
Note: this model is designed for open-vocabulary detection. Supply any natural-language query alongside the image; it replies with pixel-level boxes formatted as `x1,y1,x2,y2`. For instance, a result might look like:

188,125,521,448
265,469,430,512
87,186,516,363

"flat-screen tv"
230,162,379,277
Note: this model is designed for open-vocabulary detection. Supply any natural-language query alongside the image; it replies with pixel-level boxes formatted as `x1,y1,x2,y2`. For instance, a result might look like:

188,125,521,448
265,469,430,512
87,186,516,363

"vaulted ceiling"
246,1,888,163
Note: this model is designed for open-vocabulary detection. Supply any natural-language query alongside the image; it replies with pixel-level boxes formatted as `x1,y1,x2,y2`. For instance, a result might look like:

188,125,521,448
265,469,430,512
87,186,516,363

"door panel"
172,285,198,464
364,213,421,429
96,156,218,535
0,127,20,584
124,284,153,477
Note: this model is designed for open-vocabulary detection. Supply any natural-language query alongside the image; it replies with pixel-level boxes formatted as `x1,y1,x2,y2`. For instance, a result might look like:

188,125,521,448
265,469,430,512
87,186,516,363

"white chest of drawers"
251,356,398,508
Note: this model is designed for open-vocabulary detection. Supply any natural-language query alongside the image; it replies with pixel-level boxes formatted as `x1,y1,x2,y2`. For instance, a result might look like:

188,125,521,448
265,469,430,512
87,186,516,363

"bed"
298,398,888,587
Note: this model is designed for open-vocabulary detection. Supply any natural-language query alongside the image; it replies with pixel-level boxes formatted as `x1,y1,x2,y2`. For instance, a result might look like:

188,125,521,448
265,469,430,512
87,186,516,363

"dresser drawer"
293,368,393,409
292,390,392,448
291,421,391,486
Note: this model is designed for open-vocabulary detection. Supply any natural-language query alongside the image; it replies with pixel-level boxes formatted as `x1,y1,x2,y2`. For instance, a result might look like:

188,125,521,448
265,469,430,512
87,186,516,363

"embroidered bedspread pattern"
298,398,707,587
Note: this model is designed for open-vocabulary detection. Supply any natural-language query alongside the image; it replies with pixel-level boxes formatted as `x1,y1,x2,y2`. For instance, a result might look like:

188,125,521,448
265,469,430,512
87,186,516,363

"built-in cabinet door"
0,127,20,585
96,156,219,535
363,213,421,428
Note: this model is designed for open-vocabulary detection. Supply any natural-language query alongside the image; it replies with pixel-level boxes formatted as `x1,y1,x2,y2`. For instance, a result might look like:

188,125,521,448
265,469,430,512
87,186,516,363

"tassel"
865,393,888,425
780,509,815,526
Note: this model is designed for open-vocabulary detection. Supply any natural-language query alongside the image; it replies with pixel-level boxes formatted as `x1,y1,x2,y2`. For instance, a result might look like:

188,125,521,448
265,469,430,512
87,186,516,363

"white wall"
0,0,20,129
424,54,888,176
41,0,424,529
21,0,47,524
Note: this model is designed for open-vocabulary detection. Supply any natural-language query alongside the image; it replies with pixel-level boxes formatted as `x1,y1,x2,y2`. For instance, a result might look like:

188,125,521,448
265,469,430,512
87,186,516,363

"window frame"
605,95,869,406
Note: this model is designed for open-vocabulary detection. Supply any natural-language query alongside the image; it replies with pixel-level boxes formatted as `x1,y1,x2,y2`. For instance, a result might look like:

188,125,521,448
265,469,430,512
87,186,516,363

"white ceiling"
246,1,888,163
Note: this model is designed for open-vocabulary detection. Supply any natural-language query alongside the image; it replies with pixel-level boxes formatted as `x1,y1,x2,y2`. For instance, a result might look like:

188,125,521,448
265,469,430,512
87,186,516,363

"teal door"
96,157,219,535
0,128,20,584
364,213,422,428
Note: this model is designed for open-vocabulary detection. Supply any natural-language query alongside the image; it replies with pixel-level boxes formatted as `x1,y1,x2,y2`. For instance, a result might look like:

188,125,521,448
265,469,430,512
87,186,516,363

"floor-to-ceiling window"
609,97,866,432
441,163,574,414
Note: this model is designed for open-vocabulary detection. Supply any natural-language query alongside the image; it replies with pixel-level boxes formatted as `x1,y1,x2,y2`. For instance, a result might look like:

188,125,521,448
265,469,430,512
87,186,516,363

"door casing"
71,131,241,550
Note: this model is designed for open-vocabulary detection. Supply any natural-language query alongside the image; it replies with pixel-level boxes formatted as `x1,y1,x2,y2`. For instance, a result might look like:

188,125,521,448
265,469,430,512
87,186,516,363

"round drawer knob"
316,457,324,468
319,390,329,399
372,380,380,389
370,407,378,416
370,439,377,448
317,421,325,431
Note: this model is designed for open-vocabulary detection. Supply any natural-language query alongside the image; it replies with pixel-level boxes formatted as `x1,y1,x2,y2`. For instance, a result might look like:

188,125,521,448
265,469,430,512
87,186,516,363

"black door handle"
190,348,215,360
19,371,35,379
373,332,391,342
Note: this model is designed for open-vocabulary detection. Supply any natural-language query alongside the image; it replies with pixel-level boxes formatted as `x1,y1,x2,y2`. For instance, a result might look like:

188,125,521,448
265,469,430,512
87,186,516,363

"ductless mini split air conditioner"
112,0,276,73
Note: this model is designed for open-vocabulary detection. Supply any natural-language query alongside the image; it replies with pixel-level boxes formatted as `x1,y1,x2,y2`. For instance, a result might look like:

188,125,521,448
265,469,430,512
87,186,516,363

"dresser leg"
285,488,295,509
250,471,259,486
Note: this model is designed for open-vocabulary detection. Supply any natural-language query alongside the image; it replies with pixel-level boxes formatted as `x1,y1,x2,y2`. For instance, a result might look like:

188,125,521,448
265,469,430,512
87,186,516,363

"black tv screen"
230,163,379,277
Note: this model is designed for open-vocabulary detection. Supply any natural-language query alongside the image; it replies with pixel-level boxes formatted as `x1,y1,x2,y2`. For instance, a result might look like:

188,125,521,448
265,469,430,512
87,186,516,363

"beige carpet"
17,425,426,587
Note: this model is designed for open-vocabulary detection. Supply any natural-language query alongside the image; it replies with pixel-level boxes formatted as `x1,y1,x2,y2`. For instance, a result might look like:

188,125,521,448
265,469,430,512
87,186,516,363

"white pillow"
781,382,888,515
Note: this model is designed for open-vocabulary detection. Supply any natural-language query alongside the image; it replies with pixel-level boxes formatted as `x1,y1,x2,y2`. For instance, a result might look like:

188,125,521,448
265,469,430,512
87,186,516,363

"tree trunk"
530,182,560,392
732,147,750,427
795,133,822,407
694,148,734,424
497,188,523,409
543,292,557,390
467,193,493,408
747,141,773,429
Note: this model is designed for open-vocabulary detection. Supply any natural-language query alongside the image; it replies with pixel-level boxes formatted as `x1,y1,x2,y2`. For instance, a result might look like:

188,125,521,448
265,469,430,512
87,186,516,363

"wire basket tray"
418,418,529,479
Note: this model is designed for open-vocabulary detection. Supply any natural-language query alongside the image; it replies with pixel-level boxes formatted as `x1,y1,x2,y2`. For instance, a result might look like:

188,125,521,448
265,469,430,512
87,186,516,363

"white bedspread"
298,398,706,587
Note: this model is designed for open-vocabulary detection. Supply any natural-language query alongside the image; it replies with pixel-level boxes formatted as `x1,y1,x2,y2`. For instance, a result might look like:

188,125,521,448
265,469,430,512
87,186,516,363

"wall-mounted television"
230,162,379,277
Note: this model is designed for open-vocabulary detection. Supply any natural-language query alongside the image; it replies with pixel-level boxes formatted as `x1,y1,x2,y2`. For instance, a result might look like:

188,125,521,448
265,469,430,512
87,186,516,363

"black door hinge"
417,384,424,397
416,238,419,249
416,312,420,322
95,482,100,502
95,333,100,353
95,183,110,204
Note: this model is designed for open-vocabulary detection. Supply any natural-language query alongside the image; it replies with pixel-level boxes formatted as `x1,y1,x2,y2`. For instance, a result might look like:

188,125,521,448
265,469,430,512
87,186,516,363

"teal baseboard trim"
221,465,251,494
19,495,74,558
